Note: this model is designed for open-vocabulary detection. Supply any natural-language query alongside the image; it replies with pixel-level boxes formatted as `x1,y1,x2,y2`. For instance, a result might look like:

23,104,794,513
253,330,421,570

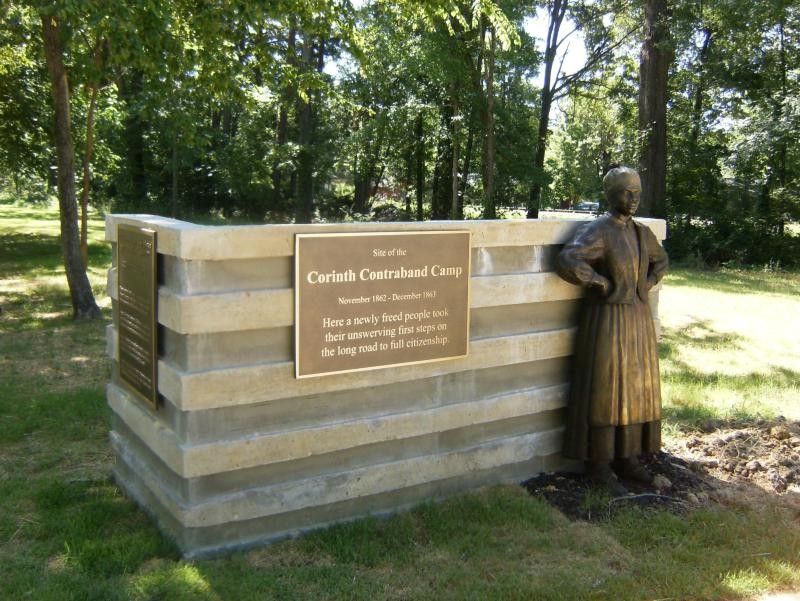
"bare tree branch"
552,40,571,92
552,22,639,97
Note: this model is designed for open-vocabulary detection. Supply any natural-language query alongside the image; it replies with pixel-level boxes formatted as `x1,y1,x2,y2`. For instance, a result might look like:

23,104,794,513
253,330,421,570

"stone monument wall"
105,215,666,557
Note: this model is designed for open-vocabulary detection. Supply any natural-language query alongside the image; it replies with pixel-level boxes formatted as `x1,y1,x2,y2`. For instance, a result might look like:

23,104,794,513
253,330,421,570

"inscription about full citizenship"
295,231,471,378
117,224,158,408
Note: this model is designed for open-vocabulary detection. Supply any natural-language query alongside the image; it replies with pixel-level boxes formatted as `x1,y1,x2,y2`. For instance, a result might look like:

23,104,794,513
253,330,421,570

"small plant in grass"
580,487,614,520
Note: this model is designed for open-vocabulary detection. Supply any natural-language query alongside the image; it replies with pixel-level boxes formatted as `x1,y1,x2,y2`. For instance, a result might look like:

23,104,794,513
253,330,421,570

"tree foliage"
1,0,798,269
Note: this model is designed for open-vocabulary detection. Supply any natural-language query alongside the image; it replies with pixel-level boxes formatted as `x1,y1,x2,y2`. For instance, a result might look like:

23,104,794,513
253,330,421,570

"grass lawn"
660,268,800,429
1,201,799,600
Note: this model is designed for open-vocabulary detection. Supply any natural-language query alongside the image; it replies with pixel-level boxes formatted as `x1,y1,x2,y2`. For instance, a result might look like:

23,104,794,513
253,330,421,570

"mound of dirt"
523,417,800,521
669,416,800,494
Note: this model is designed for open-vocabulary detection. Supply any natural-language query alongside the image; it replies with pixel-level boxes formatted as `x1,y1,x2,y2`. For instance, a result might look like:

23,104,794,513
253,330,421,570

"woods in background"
2,0,798,270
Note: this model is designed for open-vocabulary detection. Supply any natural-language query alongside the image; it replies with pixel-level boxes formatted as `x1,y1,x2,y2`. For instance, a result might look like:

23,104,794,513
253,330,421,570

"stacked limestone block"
105,216,666,557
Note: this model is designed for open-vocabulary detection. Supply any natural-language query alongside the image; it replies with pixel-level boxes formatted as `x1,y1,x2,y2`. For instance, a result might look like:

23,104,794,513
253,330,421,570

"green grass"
0,202,111,332
2,202,799,600
659,268,800,430
665,266,800,297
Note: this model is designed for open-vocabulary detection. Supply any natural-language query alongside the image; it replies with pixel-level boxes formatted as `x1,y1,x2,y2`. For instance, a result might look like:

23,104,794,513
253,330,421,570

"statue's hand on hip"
591,275,611,296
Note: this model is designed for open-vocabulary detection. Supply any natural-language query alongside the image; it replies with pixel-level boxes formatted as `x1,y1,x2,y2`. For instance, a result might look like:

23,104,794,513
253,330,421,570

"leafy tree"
2,0,796,270
527,0,637,218
663,0,799,265
0,6,52,196
638,0,671,218
548,91,627,208
39,8,101,319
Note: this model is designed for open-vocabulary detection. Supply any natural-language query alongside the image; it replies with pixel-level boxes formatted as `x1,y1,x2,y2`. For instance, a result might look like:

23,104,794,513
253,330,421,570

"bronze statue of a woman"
556,167,669,495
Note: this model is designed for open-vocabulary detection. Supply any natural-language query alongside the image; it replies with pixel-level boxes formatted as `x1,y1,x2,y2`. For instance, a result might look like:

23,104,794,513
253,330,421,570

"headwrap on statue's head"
603,167,641,198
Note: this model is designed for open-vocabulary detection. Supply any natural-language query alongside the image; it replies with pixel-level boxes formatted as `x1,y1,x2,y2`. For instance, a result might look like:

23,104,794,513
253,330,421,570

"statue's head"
603,167,641,217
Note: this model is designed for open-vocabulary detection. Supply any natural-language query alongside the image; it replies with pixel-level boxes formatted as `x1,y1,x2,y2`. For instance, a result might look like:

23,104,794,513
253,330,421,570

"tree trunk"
403,128,414,219
527,92,553,219
415,113,425,221
683,26,712,228
450,81,460,220
80,83,98,267
171,128,179,217
690,28,712,145
353,172,372,214
776,9,787,236
371,164,386,198
638,0,671,219
353,122,385,214
41,14,101,320
457,20,485,217
222,106,233,138
528,0,567,219
431,108,453,220
431,140,449,220
272,25,296,210
295,31,314,223
482,26,497,219
402,129,414,221
458,118,475,216
118,70,148,207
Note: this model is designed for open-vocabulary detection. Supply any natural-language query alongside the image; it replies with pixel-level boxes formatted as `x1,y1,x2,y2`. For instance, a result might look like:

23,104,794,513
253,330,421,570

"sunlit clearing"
660,273,800,420
129,562,216,600
722,569,771,597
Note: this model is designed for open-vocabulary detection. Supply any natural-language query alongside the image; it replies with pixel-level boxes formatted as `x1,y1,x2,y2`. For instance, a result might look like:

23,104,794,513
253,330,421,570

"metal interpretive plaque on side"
295,231,471,378
117,224,158,409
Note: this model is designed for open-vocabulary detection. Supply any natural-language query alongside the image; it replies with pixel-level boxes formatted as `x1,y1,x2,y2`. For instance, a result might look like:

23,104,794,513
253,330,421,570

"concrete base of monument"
105,215,665,557
113,441,572,558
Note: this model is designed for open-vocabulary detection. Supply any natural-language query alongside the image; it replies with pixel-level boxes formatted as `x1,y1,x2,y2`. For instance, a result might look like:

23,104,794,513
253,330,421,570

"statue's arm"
645,229,669,287
556,224,609,292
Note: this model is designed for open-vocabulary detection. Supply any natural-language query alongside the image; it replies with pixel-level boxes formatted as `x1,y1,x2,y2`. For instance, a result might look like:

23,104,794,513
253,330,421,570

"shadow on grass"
0,476,181,601
659,320,800,429
661,361,800,430
0,382,178,599
0,232,64,273
666,267,800,297
664,363,799,391
659,399,788,429
0,233,111,332
34,477,179,572
0,386,109,445
0,232,111,277
659,318,743,361
0,207,61,221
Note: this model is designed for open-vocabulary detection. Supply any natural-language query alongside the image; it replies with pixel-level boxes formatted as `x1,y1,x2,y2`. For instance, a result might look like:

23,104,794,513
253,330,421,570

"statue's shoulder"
568,214,610,245
584,213,614,234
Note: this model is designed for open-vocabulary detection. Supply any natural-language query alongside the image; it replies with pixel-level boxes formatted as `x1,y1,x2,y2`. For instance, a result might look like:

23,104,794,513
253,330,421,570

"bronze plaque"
295,231,471,378
117,224,158,409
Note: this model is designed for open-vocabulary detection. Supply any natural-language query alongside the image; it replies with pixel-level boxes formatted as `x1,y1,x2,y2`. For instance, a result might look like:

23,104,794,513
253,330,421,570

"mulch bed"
523,418,800,521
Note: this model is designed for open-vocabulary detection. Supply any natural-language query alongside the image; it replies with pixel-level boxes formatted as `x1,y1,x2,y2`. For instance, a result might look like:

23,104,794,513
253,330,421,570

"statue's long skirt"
562,296,662,461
